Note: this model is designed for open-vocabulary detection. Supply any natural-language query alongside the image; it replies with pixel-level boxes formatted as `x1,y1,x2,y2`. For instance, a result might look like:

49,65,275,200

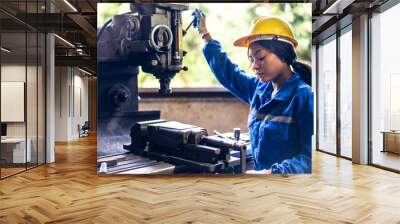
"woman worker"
192,9,313,174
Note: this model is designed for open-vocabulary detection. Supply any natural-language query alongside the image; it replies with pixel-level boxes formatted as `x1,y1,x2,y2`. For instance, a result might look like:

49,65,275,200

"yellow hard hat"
233,17,298,48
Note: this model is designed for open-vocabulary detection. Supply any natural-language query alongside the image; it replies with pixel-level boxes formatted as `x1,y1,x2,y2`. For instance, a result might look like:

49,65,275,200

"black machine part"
98,3,190,95
124,119,167,154
125,120,248,173
97,3,194,159
201,135,247,173
181,144,221,163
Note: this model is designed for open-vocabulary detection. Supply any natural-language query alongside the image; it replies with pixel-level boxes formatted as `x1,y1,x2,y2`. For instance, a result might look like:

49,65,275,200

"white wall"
312,45,317,151
1,63,46,164
1,65,26,81
1,65,27,138
55,66,69,141
71,72,89,138
54,67,89,141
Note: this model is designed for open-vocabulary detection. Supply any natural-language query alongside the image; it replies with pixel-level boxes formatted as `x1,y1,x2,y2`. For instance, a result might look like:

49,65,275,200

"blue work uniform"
203,39,313,174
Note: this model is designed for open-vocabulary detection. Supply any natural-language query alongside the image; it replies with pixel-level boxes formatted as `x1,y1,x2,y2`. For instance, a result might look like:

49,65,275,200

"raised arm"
202,38,259,104
192,9,258,104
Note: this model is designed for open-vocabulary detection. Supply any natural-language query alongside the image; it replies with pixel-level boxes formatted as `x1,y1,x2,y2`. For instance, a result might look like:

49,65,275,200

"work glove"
192,8,209,37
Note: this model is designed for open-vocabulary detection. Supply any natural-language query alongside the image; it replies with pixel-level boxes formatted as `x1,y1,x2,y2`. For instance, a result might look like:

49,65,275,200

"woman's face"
248,42,287,83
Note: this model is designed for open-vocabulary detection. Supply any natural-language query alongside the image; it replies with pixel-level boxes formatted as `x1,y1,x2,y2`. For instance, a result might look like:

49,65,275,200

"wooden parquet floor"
1,134,400,223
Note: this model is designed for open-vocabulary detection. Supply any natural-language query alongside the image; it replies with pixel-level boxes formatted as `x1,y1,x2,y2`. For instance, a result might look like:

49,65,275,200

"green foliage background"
98,3,311,88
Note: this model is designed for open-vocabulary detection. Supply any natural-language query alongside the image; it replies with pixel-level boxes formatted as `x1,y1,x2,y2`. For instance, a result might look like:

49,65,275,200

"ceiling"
311,0,389,44
1,0,395,75
0,0,97,74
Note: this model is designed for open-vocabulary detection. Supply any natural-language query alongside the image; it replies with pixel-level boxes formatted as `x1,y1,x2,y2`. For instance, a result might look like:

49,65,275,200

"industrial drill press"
97,3,249,174
97,3,189,156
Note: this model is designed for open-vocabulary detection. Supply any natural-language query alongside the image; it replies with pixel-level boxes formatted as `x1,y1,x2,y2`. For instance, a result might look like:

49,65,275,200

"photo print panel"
97,2,312,175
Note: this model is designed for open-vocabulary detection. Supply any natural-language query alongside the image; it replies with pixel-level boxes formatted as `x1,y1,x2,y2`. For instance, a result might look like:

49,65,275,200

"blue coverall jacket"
203,39,313,174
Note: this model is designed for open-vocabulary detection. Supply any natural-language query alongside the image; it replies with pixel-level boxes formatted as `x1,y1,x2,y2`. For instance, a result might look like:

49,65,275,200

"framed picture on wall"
1,81,25,122
97,2,313,175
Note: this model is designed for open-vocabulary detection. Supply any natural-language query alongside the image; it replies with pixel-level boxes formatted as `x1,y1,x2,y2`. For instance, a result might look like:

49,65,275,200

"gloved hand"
192,8,208,37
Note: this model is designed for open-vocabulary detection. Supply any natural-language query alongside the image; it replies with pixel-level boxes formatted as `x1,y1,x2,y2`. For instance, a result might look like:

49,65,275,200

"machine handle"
183,17,196,36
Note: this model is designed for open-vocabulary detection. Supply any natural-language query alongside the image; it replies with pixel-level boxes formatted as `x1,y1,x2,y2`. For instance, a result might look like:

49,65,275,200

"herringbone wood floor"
1,134,400,223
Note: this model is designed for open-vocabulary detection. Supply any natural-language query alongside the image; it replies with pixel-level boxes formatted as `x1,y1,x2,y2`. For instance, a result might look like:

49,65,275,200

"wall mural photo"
97,2,313,175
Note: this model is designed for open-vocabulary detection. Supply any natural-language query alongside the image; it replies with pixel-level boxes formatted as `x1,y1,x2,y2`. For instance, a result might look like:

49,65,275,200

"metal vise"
124,120,248,173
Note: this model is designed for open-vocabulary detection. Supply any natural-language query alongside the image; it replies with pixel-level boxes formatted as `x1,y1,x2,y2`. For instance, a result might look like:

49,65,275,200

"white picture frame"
1,81,25,122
